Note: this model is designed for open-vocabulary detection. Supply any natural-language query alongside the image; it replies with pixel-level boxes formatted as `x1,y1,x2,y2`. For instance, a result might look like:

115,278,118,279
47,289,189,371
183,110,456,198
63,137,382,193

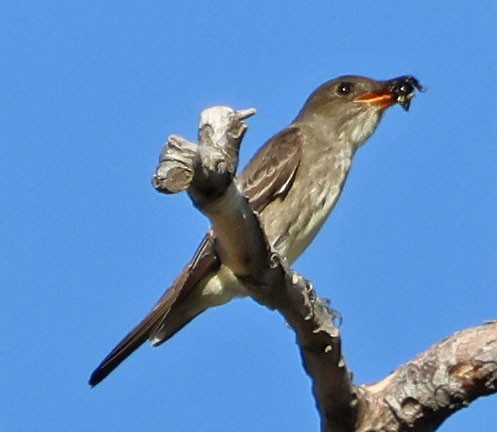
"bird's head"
296,75,423,148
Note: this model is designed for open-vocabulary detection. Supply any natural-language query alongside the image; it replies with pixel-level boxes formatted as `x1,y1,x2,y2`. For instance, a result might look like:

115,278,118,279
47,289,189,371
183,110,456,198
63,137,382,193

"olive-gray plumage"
89,75,420,386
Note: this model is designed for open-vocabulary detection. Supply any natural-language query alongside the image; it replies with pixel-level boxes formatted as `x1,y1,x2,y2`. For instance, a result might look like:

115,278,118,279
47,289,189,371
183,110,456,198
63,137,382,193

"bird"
89,75,421,386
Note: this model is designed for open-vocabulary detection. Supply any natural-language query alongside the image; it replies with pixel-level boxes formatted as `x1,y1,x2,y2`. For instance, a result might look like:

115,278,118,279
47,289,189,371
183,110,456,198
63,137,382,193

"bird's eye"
337,82,353,95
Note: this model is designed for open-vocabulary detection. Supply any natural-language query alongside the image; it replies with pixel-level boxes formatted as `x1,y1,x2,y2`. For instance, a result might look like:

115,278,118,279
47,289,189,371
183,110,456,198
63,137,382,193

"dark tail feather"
89,306,164,386
89,235,219,387
88,267,192,387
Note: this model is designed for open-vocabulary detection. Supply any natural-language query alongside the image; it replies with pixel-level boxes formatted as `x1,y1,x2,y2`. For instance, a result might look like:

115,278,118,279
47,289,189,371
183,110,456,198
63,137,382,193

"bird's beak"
354,91,396,110
354,76,423,111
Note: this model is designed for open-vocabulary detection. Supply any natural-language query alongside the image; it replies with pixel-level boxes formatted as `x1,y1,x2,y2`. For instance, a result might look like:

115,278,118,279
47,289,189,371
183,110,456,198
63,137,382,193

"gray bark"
152,106,497,432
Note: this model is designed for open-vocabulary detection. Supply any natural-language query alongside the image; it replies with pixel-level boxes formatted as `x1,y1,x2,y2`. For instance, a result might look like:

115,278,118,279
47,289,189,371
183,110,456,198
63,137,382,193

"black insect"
392,76,425,111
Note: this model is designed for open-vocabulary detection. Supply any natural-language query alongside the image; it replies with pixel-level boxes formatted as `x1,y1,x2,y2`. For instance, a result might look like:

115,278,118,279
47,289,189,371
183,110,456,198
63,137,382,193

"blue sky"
2,2,496,431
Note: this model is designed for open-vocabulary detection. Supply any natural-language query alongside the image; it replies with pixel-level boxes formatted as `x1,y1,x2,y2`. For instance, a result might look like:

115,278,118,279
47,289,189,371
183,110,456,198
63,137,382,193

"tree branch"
152,106,497,432
356,321,497,432
153,106,357,432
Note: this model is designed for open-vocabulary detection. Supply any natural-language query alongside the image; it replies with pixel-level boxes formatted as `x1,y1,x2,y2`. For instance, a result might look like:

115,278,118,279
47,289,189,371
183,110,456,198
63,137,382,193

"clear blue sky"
2,2,496,431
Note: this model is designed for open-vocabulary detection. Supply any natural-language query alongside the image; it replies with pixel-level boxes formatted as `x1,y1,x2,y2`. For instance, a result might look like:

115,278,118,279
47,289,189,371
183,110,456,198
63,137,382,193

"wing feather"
240,126,303,211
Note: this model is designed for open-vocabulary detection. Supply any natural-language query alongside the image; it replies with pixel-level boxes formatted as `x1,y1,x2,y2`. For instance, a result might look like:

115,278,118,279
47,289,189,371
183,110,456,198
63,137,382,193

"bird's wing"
89,125,304,386
240,125,303,211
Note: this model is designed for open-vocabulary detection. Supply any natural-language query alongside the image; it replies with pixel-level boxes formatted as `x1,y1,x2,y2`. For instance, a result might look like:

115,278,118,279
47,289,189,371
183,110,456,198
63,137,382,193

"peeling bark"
357,321,497,432
152,106,497,432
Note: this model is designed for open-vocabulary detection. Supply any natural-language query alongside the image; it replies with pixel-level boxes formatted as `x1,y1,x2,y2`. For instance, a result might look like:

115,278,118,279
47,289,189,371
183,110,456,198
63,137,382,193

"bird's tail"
89,236,219,387
88,305,163,386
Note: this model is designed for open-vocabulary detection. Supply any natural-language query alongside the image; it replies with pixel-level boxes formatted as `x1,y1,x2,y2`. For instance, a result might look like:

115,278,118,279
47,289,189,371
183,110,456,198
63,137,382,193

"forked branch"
152,106,497,432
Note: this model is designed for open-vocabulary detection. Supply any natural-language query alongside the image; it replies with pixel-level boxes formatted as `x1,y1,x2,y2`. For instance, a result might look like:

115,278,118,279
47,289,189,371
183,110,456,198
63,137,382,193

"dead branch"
152,106,497,432
356,321,497,432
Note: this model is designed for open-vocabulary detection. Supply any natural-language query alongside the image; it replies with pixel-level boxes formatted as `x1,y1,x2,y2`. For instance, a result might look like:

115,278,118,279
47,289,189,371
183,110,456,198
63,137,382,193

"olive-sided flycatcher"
89,75,421,386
